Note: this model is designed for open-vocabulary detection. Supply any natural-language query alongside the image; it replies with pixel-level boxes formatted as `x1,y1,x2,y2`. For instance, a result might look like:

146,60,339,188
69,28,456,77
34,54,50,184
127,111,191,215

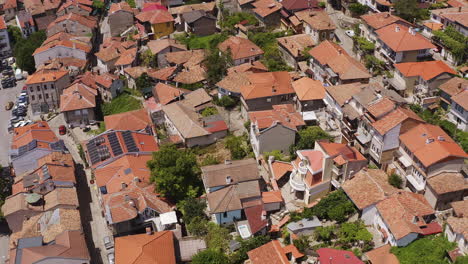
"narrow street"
48,114,112,264
327,8,358,58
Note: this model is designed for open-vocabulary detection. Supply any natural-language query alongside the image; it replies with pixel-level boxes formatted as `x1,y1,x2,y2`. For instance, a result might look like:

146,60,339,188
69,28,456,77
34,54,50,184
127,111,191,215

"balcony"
405,174,425,192
289,171,306,191
332,165,344,176
380,48,396,63
355,126,372,145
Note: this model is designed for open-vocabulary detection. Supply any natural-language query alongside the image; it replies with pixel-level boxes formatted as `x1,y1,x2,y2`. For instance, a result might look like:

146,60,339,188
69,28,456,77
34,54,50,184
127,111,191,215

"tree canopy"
192,249,229,264
147,144,202,201
204,48,232,85
12,30,46,73
290,126,333,155
135,72,152,91
393,0,429,22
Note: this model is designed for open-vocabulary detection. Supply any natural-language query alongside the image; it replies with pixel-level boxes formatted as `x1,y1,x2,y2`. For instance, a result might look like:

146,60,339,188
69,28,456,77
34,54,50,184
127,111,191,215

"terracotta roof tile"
376,24,435,52
432,7,468,27
427,171,467,194
376,192,435,240
57,1,92,13
165,49,206,67
207,185,243,213
270,161,293,180
395,61,456,81
371,107,423,135
452,90,468,109
95,154,152,194
136,9,173,24
109,2,133,13
318,141,366,162
115,231,176,264
451,200,468,218
104,109,151,131
317,248,363,264
227,61,268,74
115,47,138,66
0,16,6,30
252,0,282,18
216,72,251,94
148,39,186,54
249,104,305,131
148,66,177,81
366,97,396,118
361,12,411,30
245,204,268,234
281,0,318,11
103,184,172,224
47,13,97,30
247,240,302,264
218,36,264,61
124,66,150,79
295,10,335,30
60,83,97,112
173,65,206,84
169,2,216,15
447,216,468,238
240,71,294,100
309,41,370,80
399,123,467,167
26,69,68,84
292,77,325,101
152,83,189,105
365,244,400,264
277,34,314,58
262,191,283,203
43,187,79,211
342,169,398,210
325,83,365,106
11,122,58,149
439,77,468,97
202,159,260,188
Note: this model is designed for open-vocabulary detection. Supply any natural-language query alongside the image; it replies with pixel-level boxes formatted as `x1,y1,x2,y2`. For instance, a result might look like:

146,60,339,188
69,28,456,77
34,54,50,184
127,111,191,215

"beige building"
60,82,97,126
26,69,71,114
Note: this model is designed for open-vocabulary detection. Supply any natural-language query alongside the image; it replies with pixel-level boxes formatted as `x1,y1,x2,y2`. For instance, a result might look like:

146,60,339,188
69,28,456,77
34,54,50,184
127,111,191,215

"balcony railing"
355,126,372,145
289,171,306,191
405,174,425,192
332,165,344,175
386,77,406,91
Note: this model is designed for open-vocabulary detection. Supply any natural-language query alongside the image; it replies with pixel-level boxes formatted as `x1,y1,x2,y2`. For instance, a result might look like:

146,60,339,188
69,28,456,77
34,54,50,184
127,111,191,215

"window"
36,86,40,91
223,212,228,217
31,95,35,100
266,98,271,102
43,85,47,90
455,104,464,114
51,84,55,89
29,87,33,92
45,93,49,99
38,94,42,100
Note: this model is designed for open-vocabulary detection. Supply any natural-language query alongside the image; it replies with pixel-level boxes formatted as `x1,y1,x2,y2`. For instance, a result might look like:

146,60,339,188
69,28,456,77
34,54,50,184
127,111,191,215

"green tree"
178,197,207,221
147,144,202,201
204,48,232,85
7,25,22,46
220,12,258,30
201,107,218,117
291,126,333,155
140,49,156,67
293,235,310,253
192,249,229,264
388,173,403,189
338,221,373,244
126,0,136,8
14,30,46,73
92,0,105,10
225,134,249,160
214,95,238,108
394,0,429,22
135,72,152,91
186,216,209,237
263,150,289,162
205,222,232,251
348,3,369,16
229,236,271,264
311,190,356,222
314,225,336,242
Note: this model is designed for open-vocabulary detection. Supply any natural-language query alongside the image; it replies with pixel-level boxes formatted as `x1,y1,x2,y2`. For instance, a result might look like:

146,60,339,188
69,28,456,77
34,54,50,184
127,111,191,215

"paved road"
0,79,25,166
327,9,357,58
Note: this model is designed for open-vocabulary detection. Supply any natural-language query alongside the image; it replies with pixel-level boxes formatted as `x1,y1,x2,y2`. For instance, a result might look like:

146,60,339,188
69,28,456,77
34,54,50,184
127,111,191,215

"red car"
59,125,66,135
22,85,27,90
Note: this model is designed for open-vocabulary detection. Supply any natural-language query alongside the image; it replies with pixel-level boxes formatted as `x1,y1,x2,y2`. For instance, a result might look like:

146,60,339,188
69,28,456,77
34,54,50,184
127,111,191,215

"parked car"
107,253,115,264
103,236,114,250
15,69,23,80
345,30,355,37
59,125,67,135
5,101,13,110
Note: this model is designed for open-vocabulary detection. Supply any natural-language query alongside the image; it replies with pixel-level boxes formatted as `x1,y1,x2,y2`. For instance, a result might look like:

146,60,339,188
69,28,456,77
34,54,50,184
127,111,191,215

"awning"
398,156,412,168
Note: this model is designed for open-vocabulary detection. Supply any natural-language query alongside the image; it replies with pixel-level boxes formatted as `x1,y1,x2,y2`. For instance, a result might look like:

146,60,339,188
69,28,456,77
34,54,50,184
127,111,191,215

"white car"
107,253,115,264
345,30,355,37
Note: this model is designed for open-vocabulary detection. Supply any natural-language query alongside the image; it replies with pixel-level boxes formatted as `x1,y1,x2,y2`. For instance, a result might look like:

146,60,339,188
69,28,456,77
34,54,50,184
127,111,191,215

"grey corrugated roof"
182,10,216,24
287,216,322,232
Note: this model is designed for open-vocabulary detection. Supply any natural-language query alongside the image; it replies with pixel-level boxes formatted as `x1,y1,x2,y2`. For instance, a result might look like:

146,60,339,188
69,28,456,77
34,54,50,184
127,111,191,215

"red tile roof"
376,24,436,52
245,204,268,234
262,191,283,203
399,123,467,167
60,82,97,112
115,231,176,264
0,16,6,30
47,13,97,30
12,122,58,150
318,141,366,162
309,41,370,80
252,0,282,17
109,2,133,13
317,248,364,264
366,97,396,118
451,90,468,110
370,107,423,135
247,240,302,264
365,245,399,264
249,104,305,131
270,161,293,180
26,69,69,84
240,71,294,100
152,82,189,105
361,12,411,30
104,109,151,131
395,61,456,81
281,0,318,10
135,9,174,24
292,77,325,101
218,36,264,60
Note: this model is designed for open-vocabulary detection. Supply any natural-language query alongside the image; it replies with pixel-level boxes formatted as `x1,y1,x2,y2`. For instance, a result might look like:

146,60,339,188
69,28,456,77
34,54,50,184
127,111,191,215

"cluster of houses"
0,0,467,261
2,121,91,263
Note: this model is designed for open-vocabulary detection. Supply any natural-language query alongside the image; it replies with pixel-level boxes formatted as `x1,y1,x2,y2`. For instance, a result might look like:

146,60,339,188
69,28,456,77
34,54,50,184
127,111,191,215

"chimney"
458,83,462,89
133,177,140,183
146,227,153,235
384,12,390,18
226,176,232,184
426,138,434,144
395,26,400,32
437,135,445,141
458,6,462,12
121,182,127,190
124,194,131,201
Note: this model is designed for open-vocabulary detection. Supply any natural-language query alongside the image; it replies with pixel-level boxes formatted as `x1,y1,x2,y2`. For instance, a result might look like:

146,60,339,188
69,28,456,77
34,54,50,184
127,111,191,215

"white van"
15,69,23,80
